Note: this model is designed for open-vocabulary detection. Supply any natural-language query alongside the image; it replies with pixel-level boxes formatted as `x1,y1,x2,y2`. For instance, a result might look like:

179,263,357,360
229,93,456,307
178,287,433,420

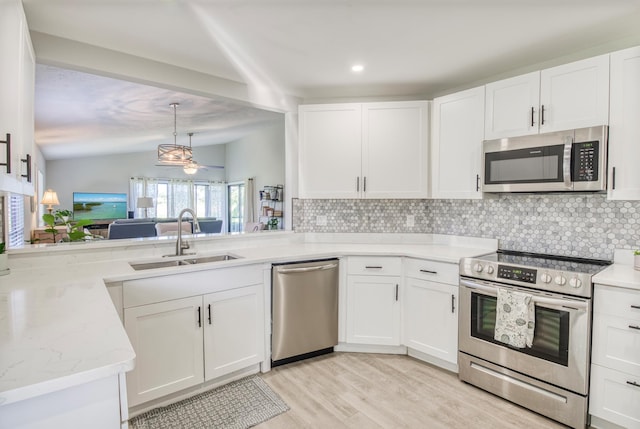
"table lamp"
41,189,60,214
136,197,153,218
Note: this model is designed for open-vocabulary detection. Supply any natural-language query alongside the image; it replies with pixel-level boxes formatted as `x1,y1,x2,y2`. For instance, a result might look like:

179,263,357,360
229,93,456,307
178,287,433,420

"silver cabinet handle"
365,266,383,269
541,104,546,125
451,294,455,313
197,306,201,328
395,284,399,301
627,381,640,388
356,176,360,192
277,263,338,274
420,269,437,275
629,325,640,331
631,305,640,310
208,304,212,325
363,176,367,192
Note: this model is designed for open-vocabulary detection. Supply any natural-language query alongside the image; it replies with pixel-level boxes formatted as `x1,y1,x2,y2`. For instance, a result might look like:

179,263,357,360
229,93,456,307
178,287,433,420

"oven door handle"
460,278,588,311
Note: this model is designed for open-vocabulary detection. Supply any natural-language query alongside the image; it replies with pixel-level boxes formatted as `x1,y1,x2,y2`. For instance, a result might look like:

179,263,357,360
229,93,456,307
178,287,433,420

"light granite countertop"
0,232,497,407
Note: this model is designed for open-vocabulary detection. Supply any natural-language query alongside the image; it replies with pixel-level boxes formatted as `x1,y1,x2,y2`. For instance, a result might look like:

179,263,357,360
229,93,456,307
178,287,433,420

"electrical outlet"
406,215,415,227
316,215,328,226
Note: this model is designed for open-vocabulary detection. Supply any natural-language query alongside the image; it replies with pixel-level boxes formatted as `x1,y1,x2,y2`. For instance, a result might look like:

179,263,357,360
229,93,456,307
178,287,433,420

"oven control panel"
497,265,537,283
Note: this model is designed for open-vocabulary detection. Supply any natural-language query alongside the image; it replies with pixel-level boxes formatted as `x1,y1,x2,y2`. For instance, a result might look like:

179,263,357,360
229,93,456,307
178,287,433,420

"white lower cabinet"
404,277,458,364
204,285,264,381
346,275,401,345
125,296,205,407
590,284,640,428
345,256,401,346
403,258,459,368
123,266,265,408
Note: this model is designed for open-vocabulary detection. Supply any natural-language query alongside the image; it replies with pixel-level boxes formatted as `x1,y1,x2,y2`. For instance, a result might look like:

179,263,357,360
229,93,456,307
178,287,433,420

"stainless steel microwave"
482,125,608,193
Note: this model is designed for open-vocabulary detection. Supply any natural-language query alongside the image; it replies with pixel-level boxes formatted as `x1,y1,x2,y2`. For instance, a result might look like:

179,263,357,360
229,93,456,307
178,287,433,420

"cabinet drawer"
592,312,640,376
347,256,401,276
404,258,458,285
590,364,640,428
594,284,640,320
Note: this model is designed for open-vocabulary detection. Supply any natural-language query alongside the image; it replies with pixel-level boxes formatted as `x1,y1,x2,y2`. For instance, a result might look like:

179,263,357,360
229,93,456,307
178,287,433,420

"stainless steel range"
458,250,610,429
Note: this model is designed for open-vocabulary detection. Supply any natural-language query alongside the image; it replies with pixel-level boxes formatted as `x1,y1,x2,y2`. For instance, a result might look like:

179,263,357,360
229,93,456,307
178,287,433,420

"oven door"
458,277,591,395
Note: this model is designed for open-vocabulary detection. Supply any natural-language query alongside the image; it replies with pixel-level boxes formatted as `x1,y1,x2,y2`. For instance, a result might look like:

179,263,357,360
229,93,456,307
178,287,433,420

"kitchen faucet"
176,208,201,256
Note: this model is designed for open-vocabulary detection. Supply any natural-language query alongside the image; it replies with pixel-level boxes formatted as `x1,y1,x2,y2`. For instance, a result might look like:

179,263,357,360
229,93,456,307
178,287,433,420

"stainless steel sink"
181,254,239,264
129,254,239,271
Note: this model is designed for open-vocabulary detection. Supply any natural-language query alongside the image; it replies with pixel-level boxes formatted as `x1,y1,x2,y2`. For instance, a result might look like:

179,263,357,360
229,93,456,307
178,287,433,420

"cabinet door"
590,364,640,428
362,101,429,199
539,54,609,133
346,275,400,345
203,285,264,381
592,313,640,377
608,46,640,200
431,86,485,199
298,104,362,199
0,0,22,178
124,296,204,407
404,277,458,364
484,71,540,139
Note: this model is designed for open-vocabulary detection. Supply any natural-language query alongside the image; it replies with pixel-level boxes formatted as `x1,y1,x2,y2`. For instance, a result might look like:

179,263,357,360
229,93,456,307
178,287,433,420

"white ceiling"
35,64,284,160
22,0,640,159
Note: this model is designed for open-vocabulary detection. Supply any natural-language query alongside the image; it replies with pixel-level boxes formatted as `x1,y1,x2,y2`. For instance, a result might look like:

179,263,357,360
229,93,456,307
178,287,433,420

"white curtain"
129,177,226,223
244,178,256,224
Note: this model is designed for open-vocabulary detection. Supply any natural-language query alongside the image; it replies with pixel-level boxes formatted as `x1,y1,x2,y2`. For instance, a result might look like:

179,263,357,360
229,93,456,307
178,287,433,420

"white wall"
225,122,285,222
44,122,285,219
46,145,225,212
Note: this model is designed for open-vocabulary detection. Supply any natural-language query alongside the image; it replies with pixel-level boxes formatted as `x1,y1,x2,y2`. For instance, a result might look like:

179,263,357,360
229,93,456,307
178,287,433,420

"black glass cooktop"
476,250,611,275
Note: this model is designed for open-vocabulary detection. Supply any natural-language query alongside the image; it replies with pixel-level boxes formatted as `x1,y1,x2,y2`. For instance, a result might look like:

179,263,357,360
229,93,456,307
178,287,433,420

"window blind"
8,193,25,248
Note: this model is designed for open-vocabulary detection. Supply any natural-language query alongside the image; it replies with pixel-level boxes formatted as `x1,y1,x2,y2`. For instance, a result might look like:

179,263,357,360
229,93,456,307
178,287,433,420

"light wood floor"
257,352,567,428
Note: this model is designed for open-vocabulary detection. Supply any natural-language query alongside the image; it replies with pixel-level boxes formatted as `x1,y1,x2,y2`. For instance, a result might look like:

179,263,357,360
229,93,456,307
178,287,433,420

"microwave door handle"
563,136,573,189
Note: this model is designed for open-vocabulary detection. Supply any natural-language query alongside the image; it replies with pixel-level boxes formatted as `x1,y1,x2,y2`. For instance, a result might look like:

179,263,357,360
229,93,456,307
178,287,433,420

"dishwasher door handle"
276,263,338,274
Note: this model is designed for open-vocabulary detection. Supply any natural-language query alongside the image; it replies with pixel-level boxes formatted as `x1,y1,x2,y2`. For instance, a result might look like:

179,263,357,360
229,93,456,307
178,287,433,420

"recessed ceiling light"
351,64,364,73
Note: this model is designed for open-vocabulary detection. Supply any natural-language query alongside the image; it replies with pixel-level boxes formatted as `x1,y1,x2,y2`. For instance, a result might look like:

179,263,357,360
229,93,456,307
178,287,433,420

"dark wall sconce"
21,153,31,182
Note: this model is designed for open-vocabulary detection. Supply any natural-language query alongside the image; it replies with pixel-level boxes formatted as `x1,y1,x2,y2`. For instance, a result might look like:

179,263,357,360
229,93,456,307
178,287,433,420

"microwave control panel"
572,141,599,182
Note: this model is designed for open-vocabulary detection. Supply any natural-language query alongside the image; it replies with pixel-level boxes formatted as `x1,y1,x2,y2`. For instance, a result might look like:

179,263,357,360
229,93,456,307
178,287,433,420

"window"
7,194,25,248
228,182,245,233
130,177,227,225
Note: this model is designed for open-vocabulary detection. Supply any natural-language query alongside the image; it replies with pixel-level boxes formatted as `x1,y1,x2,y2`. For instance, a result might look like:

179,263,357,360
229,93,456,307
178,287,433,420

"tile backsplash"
292,194,640,261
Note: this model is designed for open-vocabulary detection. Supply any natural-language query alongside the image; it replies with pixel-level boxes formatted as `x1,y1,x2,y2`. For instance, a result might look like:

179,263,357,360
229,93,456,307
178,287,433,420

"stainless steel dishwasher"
271,259,339,366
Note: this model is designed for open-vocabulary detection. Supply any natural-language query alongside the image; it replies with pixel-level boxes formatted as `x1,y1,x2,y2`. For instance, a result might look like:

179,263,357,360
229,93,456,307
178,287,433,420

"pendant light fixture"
157,103,193,165
183,132,199,175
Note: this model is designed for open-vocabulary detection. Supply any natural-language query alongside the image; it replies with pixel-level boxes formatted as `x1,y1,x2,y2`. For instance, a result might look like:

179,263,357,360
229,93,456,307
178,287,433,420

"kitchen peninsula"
0,231,496,429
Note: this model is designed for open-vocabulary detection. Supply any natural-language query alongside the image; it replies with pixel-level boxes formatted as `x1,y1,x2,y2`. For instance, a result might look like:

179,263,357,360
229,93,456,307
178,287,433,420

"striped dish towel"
494,288,535,348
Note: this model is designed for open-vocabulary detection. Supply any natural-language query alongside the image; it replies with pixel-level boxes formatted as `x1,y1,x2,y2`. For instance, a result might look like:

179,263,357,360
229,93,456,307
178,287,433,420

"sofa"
106,217,222,239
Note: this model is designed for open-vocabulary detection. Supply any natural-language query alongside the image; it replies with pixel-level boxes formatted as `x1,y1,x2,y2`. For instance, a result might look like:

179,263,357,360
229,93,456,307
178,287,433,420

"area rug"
129,375,289,429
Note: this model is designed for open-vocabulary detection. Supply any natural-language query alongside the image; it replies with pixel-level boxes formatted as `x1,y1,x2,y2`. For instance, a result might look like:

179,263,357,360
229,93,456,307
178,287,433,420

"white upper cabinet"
361,102,429,199
299,103,362,199
0,0,35,195
485,72,540,139
299,101,429,199
539,54,609,132
608,46,640,200
484,55,609,140
431,86,485,199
